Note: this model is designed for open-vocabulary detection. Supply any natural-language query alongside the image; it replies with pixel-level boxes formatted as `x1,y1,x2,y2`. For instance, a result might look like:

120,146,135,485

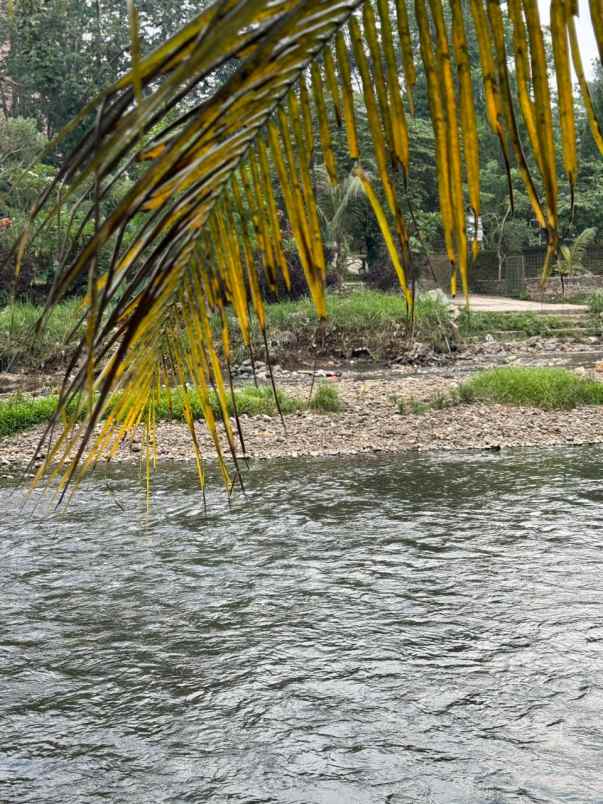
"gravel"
3,372,603,474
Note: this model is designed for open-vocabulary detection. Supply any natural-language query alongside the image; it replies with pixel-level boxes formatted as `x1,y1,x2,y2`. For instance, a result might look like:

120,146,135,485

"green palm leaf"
20,0,601,494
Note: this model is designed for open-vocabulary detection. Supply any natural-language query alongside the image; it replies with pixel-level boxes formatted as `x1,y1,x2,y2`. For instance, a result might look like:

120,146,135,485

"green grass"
6,290,597,373
0,298,84,370
308,381,343,412
458,310,569,337
397,390,461,415
459,367,603,410
588,291,603,317
234,289,452,342
142,384,302,420
0,393,61,438
0,382,342,438
262,289,412,330
1,290,453,370
397,397,430,415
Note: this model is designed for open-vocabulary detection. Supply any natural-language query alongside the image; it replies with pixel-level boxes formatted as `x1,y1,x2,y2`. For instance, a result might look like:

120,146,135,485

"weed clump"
309,382,342,412
397,390,461,415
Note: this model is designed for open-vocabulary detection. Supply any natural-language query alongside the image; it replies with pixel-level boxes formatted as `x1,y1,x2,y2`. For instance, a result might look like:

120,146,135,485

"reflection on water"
1,448,603,803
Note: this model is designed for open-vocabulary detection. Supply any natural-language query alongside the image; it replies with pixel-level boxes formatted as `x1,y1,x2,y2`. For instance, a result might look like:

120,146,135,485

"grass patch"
0,382,343,438
230,289,453,352
397,390,461,415
588,291,603,317
459,367,603,410
309,381,342,412
262,289,412,330
1,290,455,370
458,310,569,338
397,397,430,415
0,393,61,438
0,299,84,371
144,384,305,420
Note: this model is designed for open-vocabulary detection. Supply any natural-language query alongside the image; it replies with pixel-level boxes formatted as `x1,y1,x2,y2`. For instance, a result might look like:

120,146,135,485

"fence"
466,248,603,298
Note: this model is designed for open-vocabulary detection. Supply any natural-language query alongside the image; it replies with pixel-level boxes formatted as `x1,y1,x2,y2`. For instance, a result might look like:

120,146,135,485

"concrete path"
451,294,587,316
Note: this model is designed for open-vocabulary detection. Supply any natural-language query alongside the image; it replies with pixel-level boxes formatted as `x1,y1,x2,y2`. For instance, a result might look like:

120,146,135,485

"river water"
1,449,602,803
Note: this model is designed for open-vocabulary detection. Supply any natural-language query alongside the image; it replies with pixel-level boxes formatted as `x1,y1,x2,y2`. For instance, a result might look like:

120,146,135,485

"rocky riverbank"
3,364,603,475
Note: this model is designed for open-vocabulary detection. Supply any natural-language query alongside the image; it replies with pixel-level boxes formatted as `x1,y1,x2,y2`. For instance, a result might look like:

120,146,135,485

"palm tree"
18,0,603,492
314,164,367,286
555,227,598,296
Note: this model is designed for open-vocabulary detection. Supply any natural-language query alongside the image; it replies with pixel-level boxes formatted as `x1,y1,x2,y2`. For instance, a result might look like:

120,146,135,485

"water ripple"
1,448,603,802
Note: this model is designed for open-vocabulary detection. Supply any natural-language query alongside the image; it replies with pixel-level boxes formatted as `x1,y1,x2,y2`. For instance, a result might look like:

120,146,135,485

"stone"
0,373,20,393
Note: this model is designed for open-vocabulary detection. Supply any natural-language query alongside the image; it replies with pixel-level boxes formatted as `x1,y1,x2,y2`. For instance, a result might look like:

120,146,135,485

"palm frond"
20,0,601,493
568,227,597,267
557,228,597,276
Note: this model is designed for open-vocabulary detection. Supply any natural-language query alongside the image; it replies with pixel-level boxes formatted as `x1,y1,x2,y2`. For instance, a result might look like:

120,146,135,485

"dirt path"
452,294,587,315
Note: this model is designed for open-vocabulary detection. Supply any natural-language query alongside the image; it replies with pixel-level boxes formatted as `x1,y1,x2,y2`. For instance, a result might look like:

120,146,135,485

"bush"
459,367,603,410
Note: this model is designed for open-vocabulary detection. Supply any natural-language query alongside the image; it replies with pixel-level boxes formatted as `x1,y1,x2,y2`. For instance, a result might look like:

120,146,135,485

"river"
1,448,602,802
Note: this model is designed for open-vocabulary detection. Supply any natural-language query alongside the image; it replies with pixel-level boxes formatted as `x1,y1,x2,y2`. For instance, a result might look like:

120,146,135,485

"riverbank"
3,288,603,471
2,289,602,373
3,369,603,473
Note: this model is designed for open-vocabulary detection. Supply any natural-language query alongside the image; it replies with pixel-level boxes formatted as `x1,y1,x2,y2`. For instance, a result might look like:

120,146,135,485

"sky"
538,0,599,78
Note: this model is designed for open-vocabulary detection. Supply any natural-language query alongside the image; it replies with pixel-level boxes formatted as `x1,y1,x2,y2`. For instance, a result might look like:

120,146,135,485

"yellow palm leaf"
20,0,597,492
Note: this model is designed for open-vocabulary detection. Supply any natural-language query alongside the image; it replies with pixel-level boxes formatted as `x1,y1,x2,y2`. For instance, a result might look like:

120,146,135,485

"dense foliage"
1,2,602,296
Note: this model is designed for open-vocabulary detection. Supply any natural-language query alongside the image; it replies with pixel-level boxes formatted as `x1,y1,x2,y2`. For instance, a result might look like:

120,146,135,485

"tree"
19,0,603,491
555,227,598,296
0,1,215,149
314,165,367,285
0,116,47,176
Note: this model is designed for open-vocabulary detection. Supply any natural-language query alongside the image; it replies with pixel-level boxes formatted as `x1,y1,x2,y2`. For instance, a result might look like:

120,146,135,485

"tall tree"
0,0,211,148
